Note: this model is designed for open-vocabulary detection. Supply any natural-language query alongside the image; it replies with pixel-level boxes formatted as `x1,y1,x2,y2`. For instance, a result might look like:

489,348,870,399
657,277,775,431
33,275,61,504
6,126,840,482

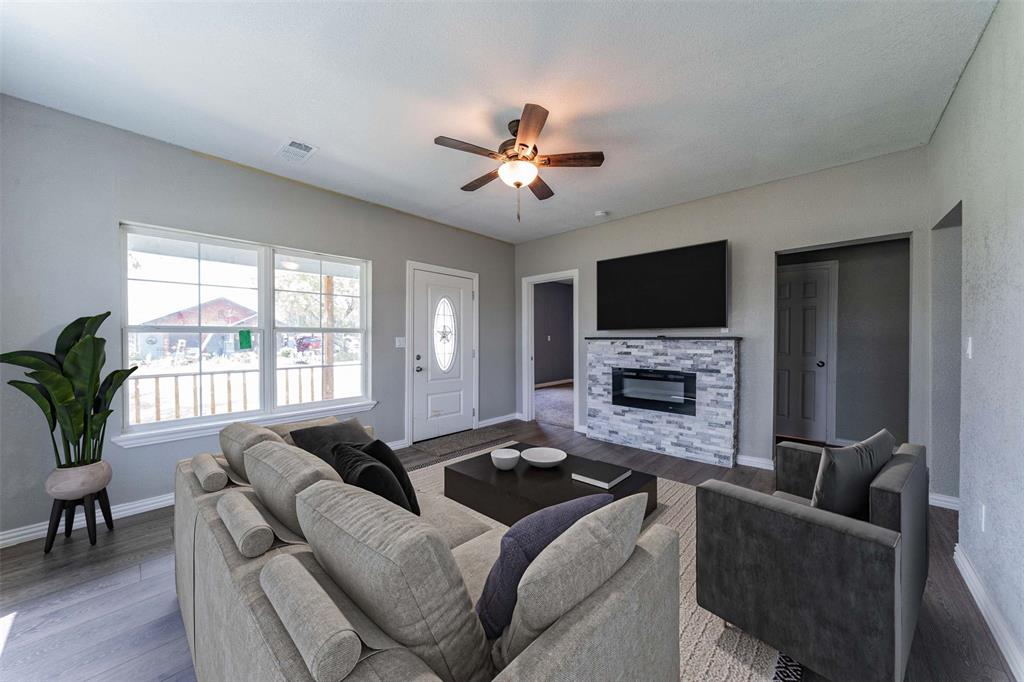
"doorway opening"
521,270,580,431
774,236,911,447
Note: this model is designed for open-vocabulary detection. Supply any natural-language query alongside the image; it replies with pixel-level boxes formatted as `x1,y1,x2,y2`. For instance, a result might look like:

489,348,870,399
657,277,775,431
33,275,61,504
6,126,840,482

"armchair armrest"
773,441,822,498
696,480,903,682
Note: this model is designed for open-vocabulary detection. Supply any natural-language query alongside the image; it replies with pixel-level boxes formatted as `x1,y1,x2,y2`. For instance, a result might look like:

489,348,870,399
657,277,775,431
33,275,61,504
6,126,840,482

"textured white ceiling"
0,2,994,243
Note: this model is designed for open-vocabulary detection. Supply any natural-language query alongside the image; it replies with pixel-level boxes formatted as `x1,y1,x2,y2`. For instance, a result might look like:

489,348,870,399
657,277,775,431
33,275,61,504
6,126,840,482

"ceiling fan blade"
515,103,549,156
435,136,503,160
461,169,499,191
537,151,605,167
528,175,554,200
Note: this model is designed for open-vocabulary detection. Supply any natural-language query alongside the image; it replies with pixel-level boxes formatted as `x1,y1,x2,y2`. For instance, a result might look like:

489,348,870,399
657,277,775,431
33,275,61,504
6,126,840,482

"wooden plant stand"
44,488,114,553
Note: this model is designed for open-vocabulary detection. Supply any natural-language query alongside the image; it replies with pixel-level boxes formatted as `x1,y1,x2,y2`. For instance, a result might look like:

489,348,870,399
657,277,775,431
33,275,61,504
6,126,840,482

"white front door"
412,268,476,441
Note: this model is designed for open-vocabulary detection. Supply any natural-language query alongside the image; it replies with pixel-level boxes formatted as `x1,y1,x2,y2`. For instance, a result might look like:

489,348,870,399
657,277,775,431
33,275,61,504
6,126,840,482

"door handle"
416,366,423,372
816,361,825,368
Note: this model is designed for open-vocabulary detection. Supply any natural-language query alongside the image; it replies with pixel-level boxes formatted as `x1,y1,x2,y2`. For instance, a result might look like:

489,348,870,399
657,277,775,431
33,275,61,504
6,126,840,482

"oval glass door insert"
433,296,457,372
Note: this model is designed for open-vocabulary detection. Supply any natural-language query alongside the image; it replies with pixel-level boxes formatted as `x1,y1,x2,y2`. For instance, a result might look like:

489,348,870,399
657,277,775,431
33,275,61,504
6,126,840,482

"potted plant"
1,311,137,551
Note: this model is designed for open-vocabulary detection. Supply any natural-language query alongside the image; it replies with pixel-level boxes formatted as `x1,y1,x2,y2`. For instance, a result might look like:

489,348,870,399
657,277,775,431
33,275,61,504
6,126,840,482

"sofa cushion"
325,444,413,513
812,428,895,519
261,554,362,682
268,416,338,445
475,494,613,639
192,452,228,492
218,490,275,558
296,480,492,682
245,441,341,535
219,422,285,481
495,494,646,666
452,529,504,605
360,440,420,515
418,495,494,549
290,418,374,455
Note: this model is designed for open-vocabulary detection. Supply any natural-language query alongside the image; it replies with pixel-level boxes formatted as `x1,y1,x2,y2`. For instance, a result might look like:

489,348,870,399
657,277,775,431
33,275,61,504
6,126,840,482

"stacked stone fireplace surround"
586,337,740,467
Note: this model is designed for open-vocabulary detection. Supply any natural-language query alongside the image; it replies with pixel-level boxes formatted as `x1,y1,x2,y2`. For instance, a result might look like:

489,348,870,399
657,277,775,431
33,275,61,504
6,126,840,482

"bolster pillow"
261,554,362,682
191,453,227,492
217,491,274,558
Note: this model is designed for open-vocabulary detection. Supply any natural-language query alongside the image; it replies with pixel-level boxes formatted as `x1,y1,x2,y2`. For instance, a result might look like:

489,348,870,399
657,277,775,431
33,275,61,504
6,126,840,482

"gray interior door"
775,264,833,442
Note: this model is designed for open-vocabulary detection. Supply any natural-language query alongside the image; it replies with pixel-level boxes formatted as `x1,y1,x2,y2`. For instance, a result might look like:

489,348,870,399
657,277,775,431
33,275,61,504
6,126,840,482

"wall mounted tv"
597,240,728,329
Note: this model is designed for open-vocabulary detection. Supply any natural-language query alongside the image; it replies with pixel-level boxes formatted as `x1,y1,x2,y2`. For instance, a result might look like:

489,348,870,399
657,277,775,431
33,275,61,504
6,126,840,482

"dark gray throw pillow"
811,428,896,519
322,443,413,513
475,494,613,639
358,440,420,515
289,418,372,459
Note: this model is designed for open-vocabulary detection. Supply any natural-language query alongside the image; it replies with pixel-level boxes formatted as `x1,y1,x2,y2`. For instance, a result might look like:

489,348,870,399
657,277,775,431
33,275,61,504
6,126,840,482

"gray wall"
0,95,516,533
929,224,961,498
926,0,1024,646
778,239,911,444
533,282,573,385
515,145,935,471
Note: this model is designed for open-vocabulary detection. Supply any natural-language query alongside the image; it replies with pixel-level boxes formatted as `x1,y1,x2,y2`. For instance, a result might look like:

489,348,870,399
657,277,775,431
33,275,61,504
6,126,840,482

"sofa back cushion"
219,423,285,481
475,493,613,639
245,441,341,535
267,416,338,445
812,428,896,519
296,480,491,682
494,494,646,667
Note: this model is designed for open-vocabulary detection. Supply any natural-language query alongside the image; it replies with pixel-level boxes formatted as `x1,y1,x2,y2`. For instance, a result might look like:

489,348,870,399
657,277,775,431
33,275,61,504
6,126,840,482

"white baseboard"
534,379,573,388
574,424,587,435
929,492,961,511
386,438,412,450
477,413,522,428
737,456,774,471
0,491,175,549
954,544,1024,680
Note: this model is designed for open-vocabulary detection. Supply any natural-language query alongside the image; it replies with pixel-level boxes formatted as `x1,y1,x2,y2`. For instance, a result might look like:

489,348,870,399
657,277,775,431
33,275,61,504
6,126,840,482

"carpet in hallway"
534,383,574,428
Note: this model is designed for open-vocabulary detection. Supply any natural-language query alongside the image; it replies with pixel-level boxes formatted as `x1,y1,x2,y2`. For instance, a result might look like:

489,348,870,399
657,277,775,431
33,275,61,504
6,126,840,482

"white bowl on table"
522,447,567,468
490,448,520,470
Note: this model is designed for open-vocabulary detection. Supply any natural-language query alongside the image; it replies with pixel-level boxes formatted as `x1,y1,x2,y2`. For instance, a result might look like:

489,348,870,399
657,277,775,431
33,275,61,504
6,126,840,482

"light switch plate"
395,337,406,348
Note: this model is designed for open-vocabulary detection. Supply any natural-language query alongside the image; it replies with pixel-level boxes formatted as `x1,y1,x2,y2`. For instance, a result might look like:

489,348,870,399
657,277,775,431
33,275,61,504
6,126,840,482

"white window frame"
114,222,374,448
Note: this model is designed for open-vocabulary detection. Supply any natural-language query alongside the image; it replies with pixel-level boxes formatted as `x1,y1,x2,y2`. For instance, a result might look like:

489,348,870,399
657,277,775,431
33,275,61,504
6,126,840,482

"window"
273,252,366,406
433,297,456,372
122,224,370,431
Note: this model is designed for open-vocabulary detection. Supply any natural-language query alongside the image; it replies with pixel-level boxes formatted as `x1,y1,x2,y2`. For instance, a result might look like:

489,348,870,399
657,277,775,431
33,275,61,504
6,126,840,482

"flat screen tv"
597,240,728,329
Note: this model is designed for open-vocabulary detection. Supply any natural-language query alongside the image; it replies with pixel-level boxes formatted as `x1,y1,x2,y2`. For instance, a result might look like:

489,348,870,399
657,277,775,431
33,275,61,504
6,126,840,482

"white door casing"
774,261,838,443
411,267,476,441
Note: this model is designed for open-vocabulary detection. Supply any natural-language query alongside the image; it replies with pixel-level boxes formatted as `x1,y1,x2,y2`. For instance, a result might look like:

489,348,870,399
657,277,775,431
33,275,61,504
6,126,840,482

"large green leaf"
0,350,60,372
63,335,106,401
89,409,113,438
54,398,85,444
95,367,138,412
55,312,110,364
27,369,76,407
8,380,57,432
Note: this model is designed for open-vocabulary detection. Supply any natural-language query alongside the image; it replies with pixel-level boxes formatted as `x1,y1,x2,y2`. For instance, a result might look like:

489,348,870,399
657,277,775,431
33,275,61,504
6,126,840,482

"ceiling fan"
434,103,604,218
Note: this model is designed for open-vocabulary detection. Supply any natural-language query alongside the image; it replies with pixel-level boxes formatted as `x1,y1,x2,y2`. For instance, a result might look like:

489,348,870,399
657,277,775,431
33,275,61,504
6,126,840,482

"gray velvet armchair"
695,441,929,682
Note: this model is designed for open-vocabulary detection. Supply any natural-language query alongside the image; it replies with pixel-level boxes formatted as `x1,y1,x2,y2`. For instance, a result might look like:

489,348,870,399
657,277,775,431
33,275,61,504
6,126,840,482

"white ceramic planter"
44,460,112,501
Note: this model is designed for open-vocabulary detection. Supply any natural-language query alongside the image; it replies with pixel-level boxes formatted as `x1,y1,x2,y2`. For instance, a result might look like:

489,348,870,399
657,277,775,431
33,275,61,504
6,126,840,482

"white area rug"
407,449,780,681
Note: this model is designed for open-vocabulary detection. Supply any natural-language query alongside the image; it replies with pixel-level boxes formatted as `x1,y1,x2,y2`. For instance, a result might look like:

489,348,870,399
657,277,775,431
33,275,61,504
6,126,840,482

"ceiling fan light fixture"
498,160,538,188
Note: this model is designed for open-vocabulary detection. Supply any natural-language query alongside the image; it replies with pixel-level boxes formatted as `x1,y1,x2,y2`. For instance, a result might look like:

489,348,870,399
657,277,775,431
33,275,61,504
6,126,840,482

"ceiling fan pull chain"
516,187,521,222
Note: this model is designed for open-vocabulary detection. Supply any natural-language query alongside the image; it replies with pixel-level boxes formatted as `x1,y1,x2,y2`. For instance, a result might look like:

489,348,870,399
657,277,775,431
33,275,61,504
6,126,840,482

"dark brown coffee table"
443,443,658,526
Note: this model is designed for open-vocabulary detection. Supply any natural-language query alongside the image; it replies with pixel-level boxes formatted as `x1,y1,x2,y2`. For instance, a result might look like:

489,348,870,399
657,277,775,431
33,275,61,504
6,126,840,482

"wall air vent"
276,140,318,163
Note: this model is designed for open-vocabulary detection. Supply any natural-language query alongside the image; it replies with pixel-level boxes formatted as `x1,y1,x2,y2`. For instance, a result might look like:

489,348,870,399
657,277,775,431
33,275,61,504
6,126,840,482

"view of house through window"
274,253,365,407
123,225,369,428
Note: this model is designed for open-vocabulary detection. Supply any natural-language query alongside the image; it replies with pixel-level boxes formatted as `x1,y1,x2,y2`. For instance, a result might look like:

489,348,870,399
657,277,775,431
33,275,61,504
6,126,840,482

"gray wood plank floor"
0,420,1012,681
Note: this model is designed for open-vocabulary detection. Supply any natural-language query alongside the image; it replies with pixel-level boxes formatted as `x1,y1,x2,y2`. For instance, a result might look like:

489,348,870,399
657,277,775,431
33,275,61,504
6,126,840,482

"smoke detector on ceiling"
276,140,318,163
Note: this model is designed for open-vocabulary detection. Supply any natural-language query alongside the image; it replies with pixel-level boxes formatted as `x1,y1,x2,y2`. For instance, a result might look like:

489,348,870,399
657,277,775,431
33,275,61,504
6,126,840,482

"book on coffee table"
571,459,632,490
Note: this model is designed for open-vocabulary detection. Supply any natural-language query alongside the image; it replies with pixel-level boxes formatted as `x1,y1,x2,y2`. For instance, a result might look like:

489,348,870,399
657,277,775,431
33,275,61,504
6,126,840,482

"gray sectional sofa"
174,418,681,681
